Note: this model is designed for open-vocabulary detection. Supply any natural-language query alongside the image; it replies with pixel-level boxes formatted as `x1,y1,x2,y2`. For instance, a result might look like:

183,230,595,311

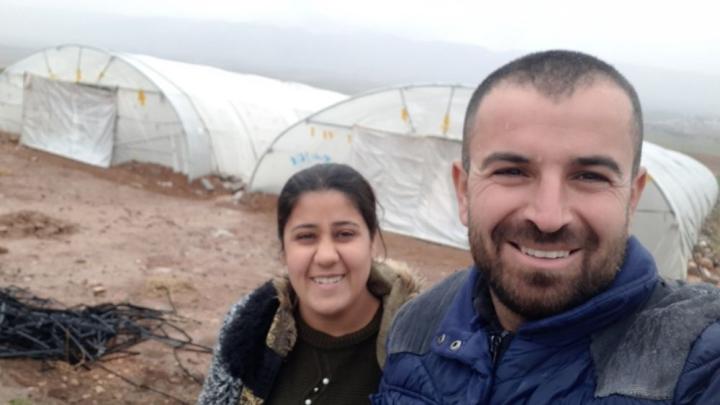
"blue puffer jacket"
373,237,720,404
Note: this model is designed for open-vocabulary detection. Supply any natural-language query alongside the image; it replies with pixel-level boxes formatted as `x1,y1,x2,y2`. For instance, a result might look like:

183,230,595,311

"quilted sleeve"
673,321,720,404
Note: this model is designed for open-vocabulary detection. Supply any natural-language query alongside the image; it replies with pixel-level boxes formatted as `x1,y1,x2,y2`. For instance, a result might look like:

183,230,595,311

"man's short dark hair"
462,50,643,175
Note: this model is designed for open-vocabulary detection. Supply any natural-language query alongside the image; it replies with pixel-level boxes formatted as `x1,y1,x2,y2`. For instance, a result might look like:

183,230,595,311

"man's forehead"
471,79,634,132
480,75,628,106
466,79,637,173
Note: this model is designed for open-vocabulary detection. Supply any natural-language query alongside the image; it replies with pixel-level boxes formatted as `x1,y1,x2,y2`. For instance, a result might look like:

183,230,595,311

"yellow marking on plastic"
76,69,82,82
401,108,409,122
310,127,316,137
347,134,352,144
441,114,450,133
138,89,146,106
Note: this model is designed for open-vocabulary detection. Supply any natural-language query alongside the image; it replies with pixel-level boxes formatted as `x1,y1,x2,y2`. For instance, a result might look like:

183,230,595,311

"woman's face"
282,190,377,333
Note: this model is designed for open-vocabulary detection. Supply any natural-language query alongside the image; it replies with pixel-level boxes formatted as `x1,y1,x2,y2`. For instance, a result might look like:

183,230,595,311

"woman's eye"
336,230,356,240
295,233,316,241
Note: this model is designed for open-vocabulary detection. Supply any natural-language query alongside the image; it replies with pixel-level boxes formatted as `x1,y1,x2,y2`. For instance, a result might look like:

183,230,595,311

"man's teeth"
520,246,570,259
313,275,344,284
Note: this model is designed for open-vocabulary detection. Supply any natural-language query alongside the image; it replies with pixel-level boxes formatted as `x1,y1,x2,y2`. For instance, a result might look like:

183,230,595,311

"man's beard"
469,215,627,321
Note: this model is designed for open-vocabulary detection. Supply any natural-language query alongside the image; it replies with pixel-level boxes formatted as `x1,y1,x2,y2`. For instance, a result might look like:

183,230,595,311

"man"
372,50,720,404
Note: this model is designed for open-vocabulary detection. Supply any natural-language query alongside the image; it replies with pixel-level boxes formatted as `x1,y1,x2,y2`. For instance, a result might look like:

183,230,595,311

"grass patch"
704,203,720,251
701,177,720,253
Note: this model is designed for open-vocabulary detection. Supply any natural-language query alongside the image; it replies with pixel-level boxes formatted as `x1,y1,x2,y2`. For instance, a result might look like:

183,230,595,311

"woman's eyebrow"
331,221,360,228
290,223,317,232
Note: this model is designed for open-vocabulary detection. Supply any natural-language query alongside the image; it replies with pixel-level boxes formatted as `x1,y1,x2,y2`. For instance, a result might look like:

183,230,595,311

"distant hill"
646,111,720,157
0,44,35,69
0,11,518,93
1,9,718,148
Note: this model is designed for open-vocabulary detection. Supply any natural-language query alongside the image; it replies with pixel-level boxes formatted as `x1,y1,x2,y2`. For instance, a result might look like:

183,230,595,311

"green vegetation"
9,399,33,405
703,179,720,253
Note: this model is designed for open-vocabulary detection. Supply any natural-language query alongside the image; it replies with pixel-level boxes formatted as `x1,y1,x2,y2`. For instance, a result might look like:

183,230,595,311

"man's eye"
575,172,610,182
494,167,525,176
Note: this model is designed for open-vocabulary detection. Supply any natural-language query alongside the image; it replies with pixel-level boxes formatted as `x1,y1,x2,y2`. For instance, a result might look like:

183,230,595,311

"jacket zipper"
489,330,511,366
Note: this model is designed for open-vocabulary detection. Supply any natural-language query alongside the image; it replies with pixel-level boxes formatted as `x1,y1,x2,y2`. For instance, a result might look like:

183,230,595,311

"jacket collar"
438,236,659,345
221,261,421,380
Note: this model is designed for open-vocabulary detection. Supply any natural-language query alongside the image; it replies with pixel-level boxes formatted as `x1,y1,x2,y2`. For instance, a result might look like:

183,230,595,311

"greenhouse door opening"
20,74,117,167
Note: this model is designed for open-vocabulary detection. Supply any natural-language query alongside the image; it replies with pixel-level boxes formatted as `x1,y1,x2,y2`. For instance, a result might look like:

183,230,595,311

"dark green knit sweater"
265,308,382,405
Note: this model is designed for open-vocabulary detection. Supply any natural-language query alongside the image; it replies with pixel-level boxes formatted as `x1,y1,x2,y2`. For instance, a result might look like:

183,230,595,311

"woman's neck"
300,291,381,337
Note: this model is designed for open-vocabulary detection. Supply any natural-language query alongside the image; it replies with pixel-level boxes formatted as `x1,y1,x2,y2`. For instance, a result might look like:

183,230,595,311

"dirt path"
0,136,470,404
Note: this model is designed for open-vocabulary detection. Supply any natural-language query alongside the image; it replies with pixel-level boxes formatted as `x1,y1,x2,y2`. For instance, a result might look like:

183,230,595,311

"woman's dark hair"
277,163,382,250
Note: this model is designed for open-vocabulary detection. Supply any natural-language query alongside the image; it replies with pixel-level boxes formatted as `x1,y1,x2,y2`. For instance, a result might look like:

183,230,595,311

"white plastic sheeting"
633,142,719,279
21,74,117,167
250,84,473,192
0,44,345,179
250,84,719,280
350,128,465,248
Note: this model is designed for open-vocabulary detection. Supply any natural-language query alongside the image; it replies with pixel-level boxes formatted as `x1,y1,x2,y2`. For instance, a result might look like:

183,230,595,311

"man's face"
453,81,647,320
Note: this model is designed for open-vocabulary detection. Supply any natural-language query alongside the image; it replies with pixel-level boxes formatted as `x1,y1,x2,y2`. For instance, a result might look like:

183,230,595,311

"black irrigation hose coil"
0,286,211,365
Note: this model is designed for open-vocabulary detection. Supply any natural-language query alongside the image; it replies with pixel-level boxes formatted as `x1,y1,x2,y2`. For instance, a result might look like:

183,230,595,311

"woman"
198,163,421,404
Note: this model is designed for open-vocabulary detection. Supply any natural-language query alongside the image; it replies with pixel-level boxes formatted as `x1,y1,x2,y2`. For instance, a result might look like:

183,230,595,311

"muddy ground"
0,135,472,404
1,134,718,404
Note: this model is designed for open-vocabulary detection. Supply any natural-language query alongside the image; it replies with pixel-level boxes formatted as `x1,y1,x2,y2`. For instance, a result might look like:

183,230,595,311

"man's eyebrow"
575,155,623,176
480,152,530,169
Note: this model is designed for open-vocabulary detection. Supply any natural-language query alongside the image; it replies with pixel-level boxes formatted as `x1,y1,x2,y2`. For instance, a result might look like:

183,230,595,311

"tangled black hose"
0,286,210,365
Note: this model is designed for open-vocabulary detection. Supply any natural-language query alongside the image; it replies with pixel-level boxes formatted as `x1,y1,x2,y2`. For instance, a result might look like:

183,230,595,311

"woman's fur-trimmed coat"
197,263,421,405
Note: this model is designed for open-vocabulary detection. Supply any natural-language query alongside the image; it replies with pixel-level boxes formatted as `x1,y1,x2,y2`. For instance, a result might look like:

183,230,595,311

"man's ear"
628,166,648,216
452,161,469,227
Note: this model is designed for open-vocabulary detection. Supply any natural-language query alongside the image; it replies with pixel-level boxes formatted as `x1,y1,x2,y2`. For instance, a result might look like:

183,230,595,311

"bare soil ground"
0,135,471,404
1,134,718,405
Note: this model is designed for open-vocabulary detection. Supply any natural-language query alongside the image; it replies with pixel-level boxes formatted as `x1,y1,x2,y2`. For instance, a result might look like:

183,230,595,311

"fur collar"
220,261,422,381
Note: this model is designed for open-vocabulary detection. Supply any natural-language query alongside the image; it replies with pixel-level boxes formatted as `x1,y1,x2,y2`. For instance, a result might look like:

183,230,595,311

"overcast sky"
4,0,720,77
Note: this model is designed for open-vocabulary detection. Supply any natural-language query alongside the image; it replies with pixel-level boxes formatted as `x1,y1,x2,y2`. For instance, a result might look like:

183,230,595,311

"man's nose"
522,177,572,234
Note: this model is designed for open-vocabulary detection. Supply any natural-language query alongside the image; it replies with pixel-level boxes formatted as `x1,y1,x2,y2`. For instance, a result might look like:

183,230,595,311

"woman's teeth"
312,275,344,284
